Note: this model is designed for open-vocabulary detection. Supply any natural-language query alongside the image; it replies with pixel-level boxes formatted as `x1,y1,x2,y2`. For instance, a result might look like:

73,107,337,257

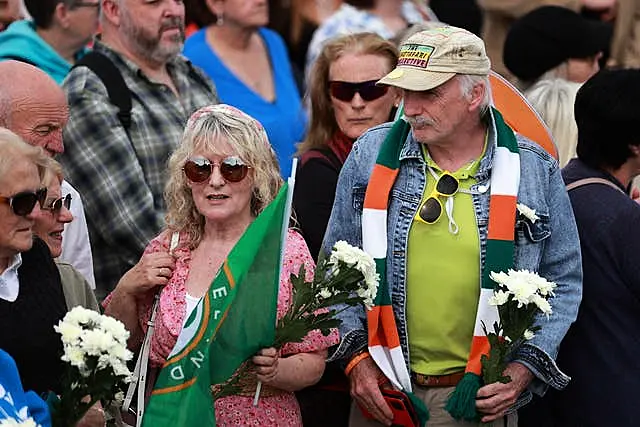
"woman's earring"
216,12,224,26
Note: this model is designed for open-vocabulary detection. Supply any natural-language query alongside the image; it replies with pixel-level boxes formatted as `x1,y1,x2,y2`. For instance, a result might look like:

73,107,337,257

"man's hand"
475,362,534,422
349,356,394,426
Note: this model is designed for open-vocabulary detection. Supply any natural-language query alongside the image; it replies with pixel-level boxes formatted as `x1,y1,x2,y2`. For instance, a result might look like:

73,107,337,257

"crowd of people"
0,0,638,426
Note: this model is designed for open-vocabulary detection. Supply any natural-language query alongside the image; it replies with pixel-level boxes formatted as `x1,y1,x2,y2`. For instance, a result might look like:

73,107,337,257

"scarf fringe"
445,372,482,421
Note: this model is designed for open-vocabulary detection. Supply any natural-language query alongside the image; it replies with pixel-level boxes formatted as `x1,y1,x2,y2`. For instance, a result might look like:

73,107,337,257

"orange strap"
344,351,371,377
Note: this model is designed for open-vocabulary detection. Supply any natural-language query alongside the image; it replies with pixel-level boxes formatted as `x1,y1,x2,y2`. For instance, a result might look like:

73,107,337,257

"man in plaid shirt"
61,0,218,298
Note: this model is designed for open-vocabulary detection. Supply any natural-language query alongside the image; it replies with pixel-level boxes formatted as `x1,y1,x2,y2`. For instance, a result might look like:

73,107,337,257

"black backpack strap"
73,51,132,130
566,177,626,194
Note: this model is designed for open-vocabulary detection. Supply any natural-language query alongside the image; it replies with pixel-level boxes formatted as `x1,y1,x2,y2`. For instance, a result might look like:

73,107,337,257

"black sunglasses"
183,156,251,183
329,80,389,102
42,194,72,214
0,188,47,217
417,172,459,224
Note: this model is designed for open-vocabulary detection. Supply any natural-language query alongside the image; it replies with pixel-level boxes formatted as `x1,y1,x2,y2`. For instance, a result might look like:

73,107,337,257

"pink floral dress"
134,229,339,426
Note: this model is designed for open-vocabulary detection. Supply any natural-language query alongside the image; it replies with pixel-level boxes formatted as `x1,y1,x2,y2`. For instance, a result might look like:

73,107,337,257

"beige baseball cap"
378,26,491,91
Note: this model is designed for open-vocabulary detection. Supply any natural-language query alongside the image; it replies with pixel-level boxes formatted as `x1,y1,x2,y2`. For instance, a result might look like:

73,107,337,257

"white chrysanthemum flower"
489,271,510,286
100,315,130,343
329,241,362,266
55,322,84,346
517,203,540,223
62,306,91,326
318,288,332,299
81,329,116,356
524,329,536,340
531,294,553,317
488,290,510,306
62,346,87,372
504,276,538,307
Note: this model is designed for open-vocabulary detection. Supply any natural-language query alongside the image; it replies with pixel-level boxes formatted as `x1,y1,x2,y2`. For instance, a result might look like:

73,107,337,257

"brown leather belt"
411,371,465,387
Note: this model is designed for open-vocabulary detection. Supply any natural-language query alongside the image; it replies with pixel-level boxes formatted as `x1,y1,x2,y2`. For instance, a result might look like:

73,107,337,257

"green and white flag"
141,183,290,427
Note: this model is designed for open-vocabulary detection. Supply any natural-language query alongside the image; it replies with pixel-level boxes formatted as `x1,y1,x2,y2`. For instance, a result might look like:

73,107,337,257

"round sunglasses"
183,156,251,183
417,172,459,224
329,80,389,102
42,194,72,214
0,188,47,217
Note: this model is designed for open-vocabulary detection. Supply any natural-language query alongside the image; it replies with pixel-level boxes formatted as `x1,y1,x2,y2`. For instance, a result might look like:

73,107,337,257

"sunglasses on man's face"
417,172,459,224
42,194,72,214
0,188,47,217
329,80,390,102
183,156,251,183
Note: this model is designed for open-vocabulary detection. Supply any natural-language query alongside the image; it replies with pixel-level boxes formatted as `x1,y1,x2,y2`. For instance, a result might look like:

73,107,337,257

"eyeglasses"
183,156,251,183
329,80,389,102
416,172,459,224
0,188,47,217
42,194,72,214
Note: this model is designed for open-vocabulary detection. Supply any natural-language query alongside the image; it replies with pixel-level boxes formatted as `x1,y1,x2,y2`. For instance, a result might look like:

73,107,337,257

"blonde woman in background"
526,78,582,168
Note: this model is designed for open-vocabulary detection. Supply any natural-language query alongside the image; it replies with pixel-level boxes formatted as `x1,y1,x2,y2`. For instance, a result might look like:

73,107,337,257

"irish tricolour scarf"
141,184,290,427
363,108,520,423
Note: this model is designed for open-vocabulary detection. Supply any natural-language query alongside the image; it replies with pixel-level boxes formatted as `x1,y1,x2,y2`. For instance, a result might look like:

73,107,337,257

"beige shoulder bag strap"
566,177,626,194
122,232,180,427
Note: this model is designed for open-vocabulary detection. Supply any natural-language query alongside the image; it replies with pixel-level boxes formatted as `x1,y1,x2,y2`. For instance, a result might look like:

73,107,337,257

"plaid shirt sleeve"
61,67,164,267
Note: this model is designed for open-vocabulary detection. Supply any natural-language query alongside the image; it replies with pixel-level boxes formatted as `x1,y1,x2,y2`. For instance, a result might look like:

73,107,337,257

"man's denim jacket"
322,116,583,409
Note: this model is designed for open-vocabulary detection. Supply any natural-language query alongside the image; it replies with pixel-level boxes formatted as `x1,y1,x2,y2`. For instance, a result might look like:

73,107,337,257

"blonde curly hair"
164,105,283,249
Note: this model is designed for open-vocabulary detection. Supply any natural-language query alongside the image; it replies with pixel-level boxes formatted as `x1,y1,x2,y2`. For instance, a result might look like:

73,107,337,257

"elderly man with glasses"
322,26,583,427
0,0,100,84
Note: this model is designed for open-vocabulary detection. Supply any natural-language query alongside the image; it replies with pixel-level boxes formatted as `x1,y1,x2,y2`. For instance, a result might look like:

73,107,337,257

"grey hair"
0,128,47,182
457,74,492,115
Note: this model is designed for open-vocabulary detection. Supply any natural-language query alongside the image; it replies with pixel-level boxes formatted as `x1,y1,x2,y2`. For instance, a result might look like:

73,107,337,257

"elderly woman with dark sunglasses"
0,132,106,427
0,128,56,418
104,104,338,426
33,157,100,313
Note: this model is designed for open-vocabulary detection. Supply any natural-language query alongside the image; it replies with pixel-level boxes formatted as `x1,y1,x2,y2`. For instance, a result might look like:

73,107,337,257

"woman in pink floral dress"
105,104,339,426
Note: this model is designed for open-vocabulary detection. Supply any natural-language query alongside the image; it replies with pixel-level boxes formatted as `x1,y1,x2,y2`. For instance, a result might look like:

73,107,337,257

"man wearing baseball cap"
322,26,582,427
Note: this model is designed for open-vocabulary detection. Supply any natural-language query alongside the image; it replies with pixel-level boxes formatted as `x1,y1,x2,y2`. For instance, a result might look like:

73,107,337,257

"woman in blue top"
0,349,51,426
184,0,306,178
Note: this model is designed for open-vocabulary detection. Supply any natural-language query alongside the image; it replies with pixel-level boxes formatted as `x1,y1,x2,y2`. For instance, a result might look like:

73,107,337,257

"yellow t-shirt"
406,144,484,375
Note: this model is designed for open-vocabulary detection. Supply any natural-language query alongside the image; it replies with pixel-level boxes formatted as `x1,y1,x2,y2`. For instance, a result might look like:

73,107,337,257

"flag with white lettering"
141,183,289,426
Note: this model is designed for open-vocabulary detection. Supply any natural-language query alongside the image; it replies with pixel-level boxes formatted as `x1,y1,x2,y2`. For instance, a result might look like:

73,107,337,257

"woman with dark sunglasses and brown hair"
292,32,399,427
104,104,338,426
294,32,400,261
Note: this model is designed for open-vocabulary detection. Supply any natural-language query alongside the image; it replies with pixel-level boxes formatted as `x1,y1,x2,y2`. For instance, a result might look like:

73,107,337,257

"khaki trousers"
348,384,518,427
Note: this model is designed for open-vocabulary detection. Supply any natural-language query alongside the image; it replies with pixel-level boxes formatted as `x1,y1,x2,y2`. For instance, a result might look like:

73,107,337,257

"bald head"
0,61,68,156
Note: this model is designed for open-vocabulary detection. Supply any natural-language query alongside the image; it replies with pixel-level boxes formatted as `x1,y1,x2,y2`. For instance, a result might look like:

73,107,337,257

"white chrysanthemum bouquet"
273,240,379,347
482,269,556,385
214,240,379,402
48,307,133,427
